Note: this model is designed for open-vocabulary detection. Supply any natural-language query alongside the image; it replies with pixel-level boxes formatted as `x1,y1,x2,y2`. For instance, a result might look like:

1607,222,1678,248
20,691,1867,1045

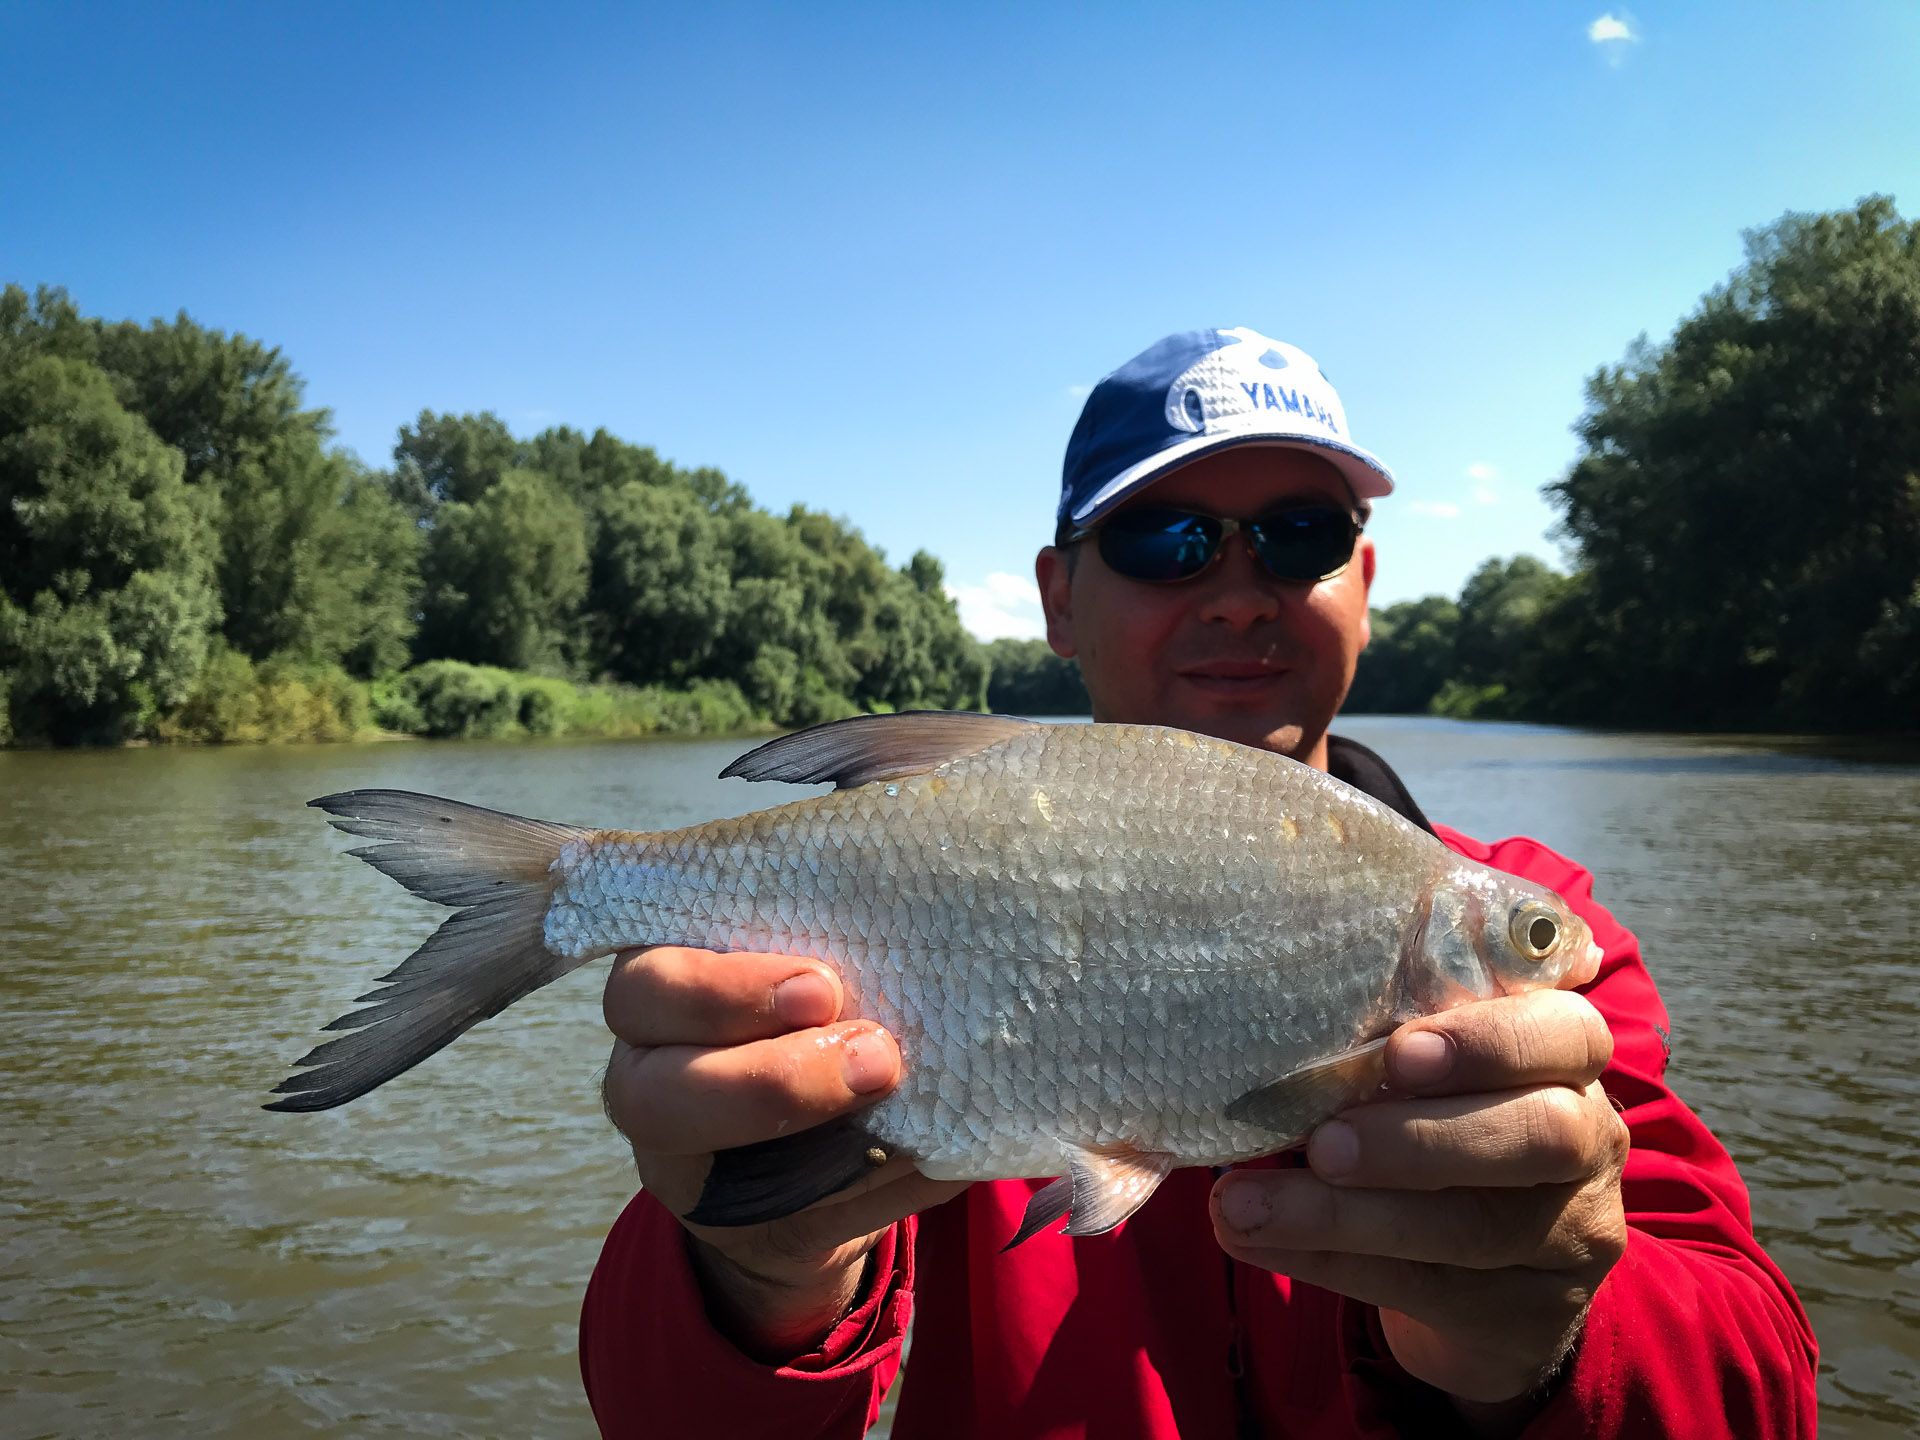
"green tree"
0,355,220,741
1453,557,1565,687
588,480,732,683
985,637,1090,715
20,304,424,674
1551,196,1920,728
296,465,424,677
392,410,518,513
0,284,93,363
710,507,860,720
853,551,988,713
415,468,589,673
91,313,332,657
1346,595,1459,713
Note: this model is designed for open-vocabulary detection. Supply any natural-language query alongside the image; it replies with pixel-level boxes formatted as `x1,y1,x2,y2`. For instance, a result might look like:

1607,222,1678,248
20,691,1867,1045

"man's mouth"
1177,662,1289,693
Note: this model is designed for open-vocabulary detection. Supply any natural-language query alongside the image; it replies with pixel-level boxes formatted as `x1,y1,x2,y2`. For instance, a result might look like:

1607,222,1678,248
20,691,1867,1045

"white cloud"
1589,13,1635,44
947,571,1046,641
1588,13,1638,63
1065,383,1093,400
1463,462,1499,505
1409,500,1462,520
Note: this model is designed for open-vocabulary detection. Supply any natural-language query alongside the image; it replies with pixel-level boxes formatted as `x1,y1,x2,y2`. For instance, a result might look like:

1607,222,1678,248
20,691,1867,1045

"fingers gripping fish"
270,712,1602,1246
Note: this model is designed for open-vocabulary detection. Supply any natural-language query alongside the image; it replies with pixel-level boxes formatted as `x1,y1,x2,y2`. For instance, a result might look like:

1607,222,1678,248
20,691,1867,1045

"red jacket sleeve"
579,1190,913,1439
1341,830,1820,1438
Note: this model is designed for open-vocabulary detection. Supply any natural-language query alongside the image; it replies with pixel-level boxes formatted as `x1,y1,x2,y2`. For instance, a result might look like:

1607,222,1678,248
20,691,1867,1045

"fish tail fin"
266,790,593,1113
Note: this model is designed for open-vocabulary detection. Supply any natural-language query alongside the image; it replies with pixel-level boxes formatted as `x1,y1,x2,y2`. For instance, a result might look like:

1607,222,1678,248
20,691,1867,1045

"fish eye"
1510,905,1560,962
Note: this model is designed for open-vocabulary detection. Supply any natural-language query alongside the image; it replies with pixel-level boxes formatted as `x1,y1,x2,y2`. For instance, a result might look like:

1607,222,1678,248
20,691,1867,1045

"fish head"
1410,870,1602,1014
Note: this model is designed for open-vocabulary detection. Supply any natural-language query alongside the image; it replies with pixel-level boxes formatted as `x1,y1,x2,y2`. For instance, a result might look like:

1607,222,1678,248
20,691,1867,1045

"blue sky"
6,3,1917,637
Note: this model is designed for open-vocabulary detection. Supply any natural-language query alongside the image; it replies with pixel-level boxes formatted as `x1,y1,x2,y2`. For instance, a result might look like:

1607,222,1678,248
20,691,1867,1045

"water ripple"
4,724,1916,1437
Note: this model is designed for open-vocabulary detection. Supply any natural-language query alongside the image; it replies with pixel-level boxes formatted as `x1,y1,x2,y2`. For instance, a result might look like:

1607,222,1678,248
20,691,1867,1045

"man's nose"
1195,532,1285,627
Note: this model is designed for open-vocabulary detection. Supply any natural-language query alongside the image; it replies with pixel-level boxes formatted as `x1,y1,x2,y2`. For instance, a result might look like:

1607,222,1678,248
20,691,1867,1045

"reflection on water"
1,721,1915,1437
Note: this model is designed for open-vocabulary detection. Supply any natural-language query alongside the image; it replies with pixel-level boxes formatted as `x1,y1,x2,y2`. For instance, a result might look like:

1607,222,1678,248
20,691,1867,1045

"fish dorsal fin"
720,710,1041,789
1224,1037,1390,1139
1003,1142,1176,1249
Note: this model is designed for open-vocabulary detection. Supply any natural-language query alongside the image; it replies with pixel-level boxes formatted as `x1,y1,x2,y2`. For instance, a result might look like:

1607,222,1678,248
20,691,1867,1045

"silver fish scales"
272,711,1600,1241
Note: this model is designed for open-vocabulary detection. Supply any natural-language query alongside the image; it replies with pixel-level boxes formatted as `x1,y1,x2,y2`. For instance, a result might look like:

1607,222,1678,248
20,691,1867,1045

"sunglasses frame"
1062,503,1366,585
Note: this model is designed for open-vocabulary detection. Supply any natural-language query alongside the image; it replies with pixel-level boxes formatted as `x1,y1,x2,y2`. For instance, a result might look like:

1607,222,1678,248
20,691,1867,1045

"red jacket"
580,825,1818,1437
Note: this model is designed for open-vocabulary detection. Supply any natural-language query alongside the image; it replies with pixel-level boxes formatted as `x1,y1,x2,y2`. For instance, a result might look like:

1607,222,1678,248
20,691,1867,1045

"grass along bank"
140,652,772,746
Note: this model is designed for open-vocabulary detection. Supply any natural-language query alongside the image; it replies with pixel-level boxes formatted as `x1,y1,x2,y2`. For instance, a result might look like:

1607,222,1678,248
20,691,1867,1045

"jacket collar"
1326,733,1436,836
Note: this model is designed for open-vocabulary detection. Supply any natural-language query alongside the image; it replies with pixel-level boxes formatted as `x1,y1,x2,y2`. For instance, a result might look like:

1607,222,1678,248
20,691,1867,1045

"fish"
270,710,1602,1245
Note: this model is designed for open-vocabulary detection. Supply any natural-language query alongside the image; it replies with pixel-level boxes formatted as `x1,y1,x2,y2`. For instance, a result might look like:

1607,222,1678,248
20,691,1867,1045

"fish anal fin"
1000,1142,1176,1250
1224,1037,1391,1140
1064,1142,1176,1237
684,1118,886,1228
720,711,1040,789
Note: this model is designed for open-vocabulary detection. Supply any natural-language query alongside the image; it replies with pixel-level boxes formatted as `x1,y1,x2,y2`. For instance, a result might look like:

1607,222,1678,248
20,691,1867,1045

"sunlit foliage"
1348,197,1920,732
0,287,985,743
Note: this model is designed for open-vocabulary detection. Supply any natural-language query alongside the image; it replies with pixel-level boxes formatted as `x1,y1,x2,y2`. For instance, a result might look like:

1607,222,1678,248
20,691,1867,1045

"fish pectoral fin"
1224,1037,1391,1139
685,1117,888,1228
719,711,1040,789
1002,1143,1176,1250
1003,1176,1073,1251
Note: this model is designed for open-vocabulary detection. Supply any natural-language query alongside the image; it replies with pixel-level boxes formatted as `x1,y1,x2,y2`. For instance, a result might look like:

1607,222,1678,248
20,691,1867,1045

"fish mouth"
1567,939,1604,989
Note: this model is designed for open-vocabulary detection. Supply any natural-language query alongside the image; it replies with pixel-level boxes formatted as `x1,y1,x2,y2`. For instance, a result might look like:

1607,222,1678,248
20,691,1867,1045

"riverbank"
1,654,777,749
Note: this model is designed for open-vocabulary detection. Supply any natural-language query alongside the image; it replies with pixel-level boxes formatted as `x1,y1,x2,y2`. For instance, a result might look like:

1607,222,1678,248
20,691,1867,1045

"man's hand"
601,946,965,1361
1209,989,1629,1421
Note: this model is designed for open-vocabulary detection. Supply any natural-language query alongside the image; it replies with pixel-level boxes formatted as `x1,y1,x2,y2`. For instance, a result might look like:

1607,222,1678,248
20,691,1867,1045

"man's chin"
1161,703,1312,759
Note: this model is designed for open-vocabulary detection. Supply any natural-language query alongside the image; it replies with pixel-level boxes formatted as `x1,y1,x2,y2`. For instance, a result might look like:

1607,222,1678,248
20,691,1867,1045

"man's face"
1035,446,1376,768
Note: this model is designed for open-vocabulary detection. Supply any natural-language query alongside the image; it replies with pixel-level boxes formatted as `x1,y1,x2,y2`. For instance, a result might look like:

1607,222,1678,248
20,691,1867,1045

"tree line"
0,288,986,745
5,198,1914,745
970,201,1919,734
1350,197,1918,732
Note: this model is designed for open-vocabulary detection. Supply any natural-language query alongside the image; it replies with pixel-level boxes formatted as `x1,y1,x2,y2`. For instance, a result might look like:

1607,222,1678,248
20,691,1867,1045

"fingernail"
1309,1120,1360,1178
1218,1181,1271,1234
773,972,836,1028
840,1027,897,1094
1395,1030,1453,1086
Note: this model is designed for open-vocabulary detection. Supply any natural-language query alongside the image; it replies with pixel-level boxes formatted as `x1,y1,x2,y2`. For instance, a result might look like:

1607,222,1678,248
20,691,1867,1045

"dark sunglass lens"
1249,508,1355,580
1099,510,1220,582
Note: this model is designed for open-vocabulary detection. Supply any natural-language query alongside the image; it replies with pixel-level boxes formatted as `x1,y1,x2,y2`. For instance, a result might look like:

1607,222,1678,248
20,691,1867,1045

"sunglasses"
1065,503,1364,585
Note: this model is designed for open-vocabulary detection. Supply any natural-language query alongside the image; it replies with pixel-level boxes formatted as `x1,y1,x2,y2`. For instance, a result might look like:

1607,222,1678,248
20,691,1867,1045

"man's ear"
1035,546,1077,658
1357,537,1377,651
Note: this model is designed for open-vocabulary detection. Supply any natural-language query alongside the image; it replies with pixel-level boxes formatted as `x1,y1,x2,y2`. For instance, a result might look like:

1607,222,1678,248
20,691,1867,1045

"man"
581,328,1817,1437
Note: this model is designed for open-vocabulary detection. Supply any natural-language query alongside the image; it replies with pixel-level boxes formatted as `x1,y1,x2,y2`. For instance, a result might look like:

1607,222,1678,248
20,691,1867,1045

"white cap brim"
1070,430,1395,528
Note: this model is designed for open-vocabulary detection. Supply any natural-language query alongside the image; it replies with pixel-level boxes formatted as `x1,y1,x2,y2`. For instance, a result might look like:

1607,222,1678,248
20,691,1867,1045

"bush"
158,646,263,742
155,647,368,742
255,658,369,741
109,652,772,749
357,661,766,743
516,678,569,736
630,678,760,736
395,660,519,738
368,674,425,735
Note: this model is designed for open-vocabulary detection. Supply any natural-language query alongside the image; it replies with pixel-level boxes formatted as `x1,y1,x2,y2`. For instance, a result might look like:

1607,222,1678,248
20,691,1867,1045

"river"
1,717,1914,1437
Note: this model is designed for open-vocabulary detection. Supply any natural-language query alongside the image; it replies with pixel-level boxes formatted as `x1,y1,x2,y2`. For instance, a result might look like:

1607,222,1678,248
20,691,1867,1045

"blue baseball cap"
1057,327,1395,539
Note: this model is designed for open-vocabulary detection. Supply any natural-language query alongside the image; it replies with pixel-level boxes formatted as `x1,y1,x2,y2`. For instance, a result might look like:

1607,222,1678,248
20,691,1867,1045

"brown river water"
1,718,1915,1437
